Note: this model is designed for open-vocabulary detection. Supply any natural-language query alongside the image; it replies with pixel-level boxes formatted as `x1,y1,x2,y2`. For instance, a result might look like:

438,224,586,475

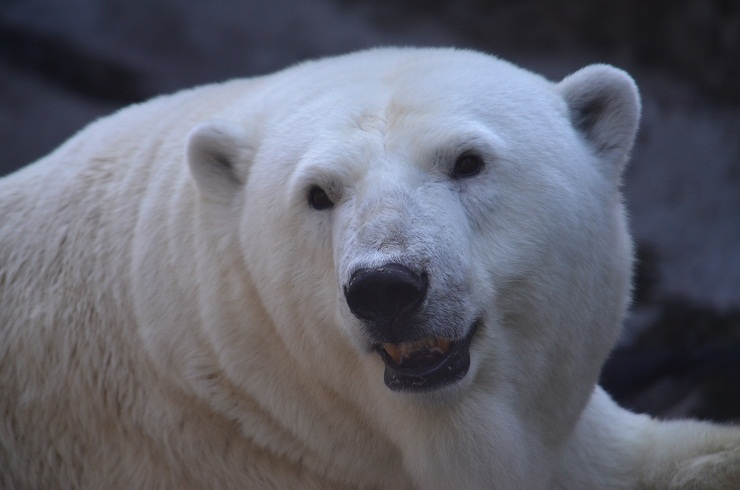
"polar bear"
0,47,738,489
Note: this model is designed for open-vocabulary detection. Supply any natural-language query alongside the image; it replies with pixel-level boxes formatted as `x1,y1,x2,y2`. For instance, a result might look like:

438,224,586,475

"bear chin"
378,319,479,392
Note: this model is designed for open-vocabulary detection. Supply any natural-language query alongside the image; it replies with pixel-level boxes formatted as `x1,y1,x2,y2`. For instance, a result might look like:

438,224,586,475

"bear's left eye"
451,153,484,179
307,185,334,210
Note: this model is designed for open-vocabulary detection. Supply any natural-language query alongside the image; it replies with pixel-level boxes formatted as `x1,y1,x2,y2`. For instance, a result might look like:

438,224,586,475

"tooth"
383,337,453,365
383,343,402,364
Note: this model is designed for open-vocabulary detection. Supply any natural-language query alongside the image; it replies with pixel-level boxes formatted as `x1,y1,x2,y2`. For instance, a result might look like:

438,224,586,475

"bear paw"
665,444,740,490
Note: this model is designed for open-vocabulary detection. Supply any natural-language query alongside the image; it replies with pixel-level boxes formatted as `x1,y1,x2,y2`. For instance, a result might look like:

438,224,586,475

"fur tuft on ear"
187,120,253,201
557,65,641,179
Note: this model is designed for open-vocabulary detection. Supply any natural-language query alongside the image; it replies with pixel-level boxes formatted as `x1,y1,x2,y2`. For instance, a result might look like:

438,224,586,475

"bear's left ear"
556,65,641,179
187,120,254,202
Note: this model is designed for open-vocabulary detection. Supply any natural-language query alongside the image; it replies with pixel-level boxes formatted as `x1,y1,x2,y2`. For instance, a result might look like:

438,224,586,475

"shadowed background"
1,0,738,421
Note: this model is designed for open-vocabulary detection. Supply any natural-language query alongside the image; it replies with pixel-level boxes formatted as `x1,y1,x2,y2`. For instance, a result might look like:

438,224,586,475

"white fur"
0,47,737,489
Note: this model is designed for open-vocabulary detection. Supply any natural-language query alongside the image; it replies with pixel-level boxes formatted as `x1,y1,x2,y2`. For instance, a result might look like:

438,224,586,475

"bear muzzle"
344,263,476,392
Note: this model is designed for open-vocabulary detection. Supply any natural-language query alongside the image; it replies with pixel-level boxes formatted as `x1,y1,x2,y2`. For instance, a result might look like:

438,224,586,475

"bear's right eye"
451,152,485,179
307,185,334,210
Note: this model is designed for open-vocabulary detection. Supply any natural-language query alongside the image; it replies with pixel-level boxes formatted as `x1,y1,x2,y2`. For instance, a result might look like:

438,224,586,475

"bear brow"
352,110,388,135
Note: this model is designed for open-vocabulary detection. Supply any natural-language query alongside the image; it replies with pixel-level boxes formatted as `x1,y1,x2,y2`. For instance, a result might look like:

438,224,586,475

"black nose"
344,263,428,324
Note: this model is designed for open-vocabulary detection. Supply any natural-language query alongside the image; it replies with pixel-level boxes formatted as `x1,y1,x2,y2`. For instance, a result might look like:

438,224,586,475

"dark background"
1,0,739,421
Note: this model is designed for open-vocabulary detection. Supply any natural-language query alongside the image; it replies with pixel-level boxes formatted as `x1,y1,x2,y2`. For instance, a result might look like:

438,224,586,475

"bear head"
186,49,640,420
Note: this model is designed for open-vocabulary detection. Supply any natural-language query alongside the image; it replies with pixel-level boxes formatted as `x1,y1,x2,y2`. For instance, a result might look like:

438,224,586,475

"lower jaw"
380,320,479,393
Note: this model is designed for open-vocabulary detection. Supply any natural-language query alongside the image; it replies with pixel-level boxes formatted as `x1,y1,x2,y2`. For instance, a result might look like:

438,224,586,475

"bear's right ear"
556,65,641,181
187,120,253,201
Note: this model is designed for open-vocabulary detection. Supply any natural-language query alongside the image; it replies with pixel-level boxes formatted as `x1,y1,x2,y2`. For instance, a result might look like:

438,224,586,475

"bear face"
182,50,640,415
175,51,642,488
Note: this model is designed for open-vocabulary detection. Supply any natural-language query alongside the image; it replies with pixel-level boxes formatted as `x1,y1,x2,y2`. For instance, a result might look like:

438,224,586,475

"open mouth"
375,321,479,392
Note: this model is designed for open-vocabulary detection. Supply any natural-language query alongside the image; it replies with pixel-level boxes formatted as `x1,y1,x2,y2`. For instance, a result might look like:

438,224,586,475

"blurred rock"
343,0,740,104
602,300,740,422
